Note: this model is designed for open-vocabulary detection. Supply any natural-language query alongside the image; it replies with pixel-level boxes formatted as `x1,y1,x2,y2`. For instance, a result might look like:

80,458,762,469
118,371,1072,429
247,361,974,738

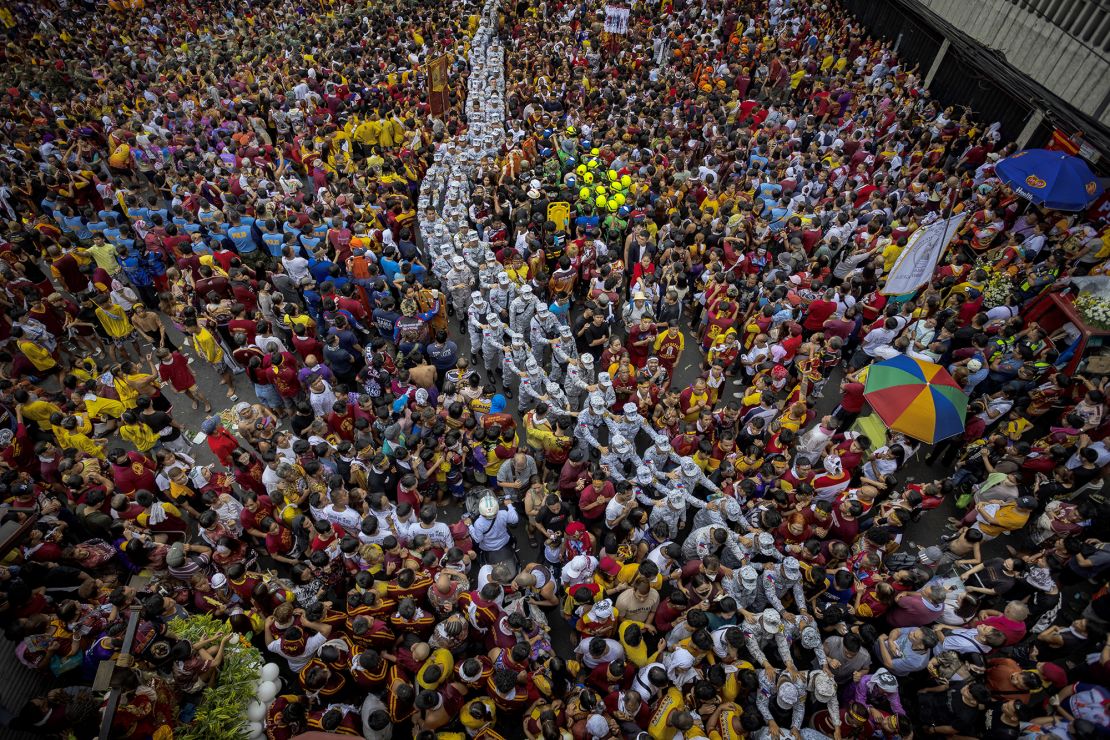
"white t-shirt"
268,631,326,672
324,505,363,534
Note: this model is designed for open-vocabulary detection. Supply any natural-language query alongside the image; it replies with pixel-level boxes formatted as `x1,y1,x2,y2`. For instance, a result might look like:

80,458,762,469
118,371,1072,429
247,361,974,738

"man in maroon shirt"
834,373,866,428
803,289,839,332
264,351,303,401
290,327,324,362
328,398,371,442
577,468,615,531
194,264,230,301
109,448,159,496
47,245,88,293
557,448,590,502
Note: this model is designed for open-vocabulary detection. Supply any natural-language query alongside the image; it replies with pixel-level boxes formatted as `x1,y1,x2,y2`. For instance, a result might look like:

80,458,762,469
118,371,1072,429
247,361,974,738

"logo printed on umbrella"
1088,182,1098,195
1025,175,1047,189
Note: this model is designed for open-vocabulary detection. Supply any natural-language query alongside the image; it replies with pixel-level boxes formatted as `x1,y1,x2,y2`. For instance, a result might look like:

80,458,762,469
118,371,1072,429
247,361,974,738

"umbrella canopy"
863,355,968,444
995,148,1103,211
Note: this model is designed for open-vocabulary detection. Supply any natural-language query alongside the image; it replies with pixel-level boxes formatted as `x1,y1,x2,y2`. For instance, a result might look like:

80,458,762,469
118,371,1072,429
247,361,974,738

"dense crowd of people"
0,0,1108,738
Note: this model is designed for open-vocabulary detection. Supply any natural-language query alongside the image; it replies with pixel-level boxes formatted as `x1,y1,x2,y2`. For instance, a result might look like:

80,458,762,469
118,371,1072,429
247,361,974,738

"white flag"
880,213,967,296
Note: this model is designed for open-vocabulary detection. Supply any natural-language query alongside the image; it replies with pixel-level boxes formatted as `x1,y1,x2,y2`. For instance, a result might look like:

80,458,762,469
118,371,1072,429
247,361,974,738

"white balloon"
260,663,280,683
246,722,262,737
246,701,266,723
256,680,278,703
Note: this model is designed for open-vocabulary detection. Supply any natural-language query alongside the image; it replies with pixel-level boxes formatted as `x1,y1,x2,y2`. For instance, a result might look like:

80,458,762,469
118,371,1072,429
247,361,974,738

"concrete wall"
913,0,1110,127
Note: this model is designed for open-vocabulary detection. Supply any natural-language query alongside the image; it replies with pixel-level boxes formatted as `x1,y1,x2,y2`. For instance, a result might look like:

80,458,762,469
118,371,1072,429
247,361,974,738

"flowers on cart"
1074,293,1110,330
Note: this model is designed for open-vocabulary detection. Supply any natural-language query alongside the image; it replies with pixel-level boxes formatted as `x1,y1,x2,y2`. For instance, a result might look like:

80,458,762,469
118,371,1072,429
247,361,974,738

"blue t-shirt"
227,224,256,253
262,232,285,257
426,340,458,370
888,630,930,676
298,234,322,254
323,343,355,375
380,256,400,284
62,215,93,241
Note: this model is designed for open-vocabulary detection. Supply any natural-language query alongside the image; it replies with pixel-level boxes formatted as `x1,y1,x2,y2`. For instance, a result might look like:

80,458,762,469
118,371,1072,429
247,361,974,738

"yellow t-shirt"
353,119,382,147
84,395,126,421
121,421,157,452
18,340,56,371
881,242,903,272
19,400,61,427
108,144,131,168
95,304,133,338
191,327,224,364
137,500,182,528
619,620,661,668
114,375,143,409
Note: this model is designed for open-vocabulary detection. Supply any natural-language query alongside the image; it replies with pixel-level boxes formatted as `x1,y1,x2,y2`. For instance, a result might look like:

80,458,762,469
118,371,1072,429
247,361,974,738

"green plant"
168,614,263,740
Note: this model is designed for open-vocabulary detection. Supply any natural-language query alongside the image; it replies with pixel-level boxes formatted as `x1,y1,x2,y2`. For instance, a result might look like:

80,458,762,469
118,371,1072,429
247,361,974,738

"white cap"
760,608,782,632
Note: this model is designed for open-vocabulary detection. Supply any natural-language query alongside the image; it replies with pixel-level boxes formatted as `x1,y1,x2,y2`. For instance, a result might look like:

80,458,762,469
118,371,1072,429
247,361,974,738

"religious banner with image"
427,53,450,117
604,4,630,34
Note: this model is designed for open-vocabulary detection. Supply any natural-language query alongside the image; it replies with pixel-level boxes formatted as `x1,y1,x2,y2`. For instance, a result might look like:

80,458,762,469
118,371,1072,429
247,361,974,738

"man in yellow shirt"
14,392,62,433
93,296,142,362
186,321,237,400
972,496,1036,539
12,326,59,380
881,236,907,273
353,115,382,157
648,686,704,739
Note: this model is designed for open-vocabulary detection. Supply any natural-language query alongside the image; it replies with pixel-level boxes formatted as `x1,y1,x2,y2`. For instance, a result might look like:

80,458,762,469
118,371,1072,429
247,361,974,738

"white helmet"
478,492,499,519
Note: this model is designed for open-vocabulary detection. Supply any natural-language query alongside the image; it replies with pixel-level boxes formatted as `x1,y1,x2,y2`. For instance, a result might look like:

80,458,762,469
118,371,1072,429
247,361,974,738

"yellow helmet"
586,159,599,170
565,126,576,136
576,164,587,176
612,180,624,192
595,185,607,196
607,170,618,182
595,194,607,208
590,147,600,156
620,175,632,188
579,187,590,200
607,198,619,213
583,171,594,184
614,193,626,206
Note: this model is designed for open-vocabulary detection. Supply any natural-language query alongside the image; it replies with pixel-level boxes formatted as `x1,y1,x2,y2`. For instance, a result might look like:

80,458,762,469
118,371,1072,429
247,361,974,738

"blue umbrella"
995,148,1104,211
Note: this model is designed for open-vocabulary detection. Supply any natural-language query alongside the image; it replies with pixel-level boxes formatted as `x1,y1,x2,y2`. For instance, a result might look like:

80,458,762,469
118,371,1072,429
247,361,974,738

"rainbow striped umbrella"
862,355,968,443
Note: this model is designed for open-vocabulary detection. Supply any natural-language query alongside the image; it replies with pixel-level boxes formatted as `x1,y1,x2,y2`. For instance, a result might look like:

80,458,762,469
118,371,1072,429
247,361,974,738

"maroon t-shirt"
840,382,866,413
578,482,614,521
